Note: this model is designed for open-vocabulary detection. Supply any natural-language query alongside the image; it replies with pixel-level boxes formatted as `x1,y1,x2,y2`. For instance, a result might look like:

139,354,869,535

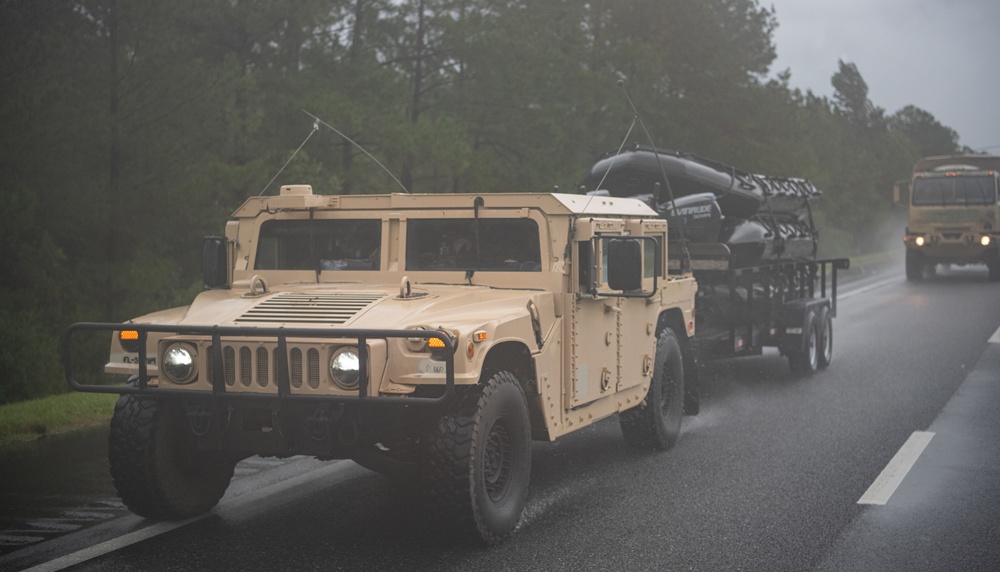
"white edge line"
23,460,357,572
838,276,897,301
858,431,935,505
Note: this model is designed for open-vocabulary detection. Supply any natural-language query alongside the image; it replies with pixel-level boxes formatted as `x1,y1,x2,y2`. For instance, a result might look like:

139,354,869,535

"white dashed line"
858,431,935,506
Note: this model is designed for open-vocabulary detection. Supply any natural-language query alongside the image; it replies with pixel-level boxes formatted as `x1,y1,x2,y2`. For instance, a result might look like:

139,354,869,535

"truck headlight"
162,344,196,383
329,347,361,390
981,236,991,246
914,236,925,247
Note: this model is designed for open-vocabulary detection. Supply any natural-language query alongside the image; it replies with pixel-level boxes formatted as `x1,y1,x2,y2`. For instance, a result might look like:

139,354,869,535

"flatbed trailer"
670,242,850,373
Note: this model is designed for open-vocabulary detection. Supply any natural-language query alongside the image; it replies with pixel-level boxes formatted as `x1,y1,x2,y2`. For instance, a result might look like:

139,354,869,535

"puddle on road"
0,424,126,555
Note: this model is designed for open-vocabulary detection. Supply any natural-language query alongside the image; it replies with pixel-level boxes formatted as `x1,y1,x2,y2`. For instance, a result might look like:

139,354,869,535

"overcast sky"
766,0,1000,152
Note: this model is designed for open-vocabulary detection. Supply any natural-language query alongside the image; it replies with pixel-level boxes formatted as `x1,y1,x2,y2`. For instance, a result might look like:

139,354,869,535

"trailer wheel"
905,250,923,281
620,327,684,451
788,313,819,375
817,306,833,370
109,393,236,520
423,371,532,545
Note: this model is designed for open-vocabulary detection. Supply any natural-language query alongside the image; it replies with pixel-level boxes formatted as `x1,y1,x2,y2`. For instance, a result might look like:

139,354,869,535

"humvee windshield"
406,218,541,271
255,219,381,270
912,175,997,206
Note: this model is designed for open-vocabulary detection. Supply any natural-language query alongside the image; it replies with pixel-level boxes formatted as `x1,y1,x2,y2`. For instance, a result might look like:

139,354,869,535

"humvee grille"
236,292,384,324
207,344,320,390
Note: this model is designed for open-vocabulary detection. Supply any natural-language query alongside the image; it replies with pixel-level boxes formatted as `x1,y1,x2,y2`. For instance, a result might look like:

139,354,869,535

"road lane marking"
990,326,1000,344
838,276,897,301
22,460,358,572
858,431,935,505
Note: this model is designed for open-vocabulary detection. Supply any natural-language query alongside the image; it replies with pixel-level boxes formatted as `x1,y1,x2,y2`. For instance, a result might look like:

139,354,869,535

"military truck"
64,185,698,544
894,154,1000,281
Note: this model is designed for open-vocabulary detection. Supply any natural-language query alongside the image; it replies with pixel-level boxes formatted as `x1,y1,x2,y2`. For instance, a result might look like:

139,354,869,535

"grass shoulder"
0,392,117,447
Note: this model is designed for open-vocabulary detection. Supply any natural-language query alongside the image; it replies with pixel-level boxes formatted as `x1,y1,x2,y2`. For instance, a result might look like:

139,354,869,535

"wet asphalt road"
2,262,1000,571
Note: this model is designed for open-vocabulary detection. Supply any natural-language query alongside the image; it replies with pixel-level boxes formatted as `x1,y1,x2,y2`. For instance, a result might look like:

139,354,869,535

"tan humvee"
66,184,698,544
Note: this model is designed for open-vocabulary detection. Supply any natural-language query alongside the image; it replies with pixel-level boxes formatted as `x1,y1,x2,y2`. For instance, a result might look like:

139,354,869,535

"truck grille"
236,292,384,325
207,344,321,389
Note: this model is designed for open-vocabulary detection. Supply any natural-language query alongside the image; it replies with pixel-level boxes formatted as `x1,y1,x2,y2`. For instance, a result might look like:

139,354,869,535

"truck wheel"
423,371,532,545
619,327,684,451
987,254,1000,282
788,313,819,375
817,306,833,370
109,393,235,520
905,250,923,281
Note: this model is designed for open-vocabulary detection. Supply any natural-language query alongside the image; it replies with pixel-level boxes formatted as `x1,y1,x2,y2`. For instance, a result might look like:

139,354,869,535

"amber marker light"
428,337,446,349
118,329,140,352
473,330,487,343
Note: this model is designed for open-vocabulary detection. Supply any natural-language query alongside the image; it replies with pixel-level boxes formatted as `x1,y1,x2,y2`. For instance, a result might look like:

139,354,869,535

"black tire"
817,306,833,370
109,394,236,520
423,371,532,545
987,254,1000,282
788,312,819,375
905,250,923,281
619,327,684,451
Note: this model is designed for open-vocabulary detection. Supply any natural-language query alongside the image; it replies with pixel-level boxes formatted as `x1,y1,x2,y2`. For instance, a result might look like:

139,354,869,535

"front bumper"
63,322,455,408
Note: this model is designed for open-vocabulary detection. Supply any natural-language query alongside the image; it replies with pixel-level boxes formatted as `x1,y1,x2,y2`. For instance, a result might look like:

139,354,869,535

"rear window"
406,219,541,271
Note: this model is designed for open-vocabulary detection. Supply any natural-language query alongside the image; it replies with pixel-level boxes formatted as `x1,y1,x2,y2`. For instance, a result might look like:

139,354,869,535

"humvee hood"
175,282,540,330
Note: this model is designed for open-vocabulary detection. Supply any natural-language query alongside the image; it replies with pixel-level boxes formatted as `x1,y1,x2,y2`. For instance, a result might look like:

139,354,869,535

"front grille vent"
207,344,320,389
236,292,384,325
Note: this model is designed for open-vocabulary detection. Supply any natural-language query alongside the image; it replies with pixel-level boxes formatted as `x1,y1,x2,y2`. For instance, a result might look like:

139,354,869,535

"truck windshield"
912,175,997,206
255,219,381,270
406,218,541,271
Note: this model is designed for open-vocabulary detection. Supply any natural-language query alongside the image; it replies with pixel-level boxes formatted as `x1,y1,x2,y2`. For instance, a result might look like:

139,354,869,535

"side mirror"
203,236,229,289
607,238,643,291
892,178,910,205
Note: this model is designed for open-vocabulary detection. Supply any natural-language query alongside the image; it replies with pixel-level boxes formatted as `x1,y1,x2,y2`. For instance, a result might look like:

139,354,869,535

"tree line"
0,0,962,403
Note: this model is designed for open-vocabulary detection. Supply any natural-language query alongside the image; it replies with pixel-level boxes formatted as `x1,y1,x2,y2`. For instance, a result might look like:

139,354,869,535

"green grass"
0,392,118,447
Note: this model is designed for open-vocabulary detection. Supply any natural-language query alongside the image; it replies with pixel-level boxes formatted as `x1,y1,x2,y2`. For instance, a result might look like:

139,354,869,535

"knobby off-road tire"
423,371,532,545
109,394,236,520
619,327,685,451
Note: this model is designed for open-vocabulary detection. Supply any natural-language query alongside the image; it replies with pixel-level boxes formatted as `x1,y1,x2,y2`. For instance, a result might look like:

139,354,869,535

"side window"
406,219,541,271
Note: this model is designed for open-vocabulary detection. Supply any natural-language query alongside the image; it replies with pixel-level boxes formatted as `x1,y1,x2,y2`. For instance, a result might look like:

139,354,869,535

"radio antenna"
616,79,691,271
303,110,410,194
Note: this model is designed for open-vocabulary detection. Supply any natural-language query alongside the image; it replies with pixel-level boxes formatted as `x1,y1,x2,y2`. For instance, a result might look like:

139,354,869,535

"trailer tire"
423,371,531,545
109,393,235,520
817,306,833,370
788,313,819,375
620,327,684,451
905,250,923,281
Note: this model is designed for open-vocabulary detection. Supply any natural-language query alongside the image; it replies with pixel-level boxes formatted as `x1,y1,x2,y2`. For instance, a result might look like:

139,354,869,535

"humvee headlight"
914,236,925,247
118,329,141,353
162,345,196,383
981,235,991,246
329,347,361,390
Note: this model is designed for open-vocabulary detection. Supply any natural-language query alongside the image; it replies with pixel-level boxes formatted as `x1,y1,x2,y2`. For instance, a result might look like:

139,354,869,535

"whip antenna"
303,110,409,194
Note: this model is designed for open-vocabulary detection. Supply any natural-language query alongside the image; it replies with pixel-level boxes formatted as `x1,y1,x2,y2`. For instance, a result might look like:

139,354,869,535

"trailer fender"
777,298,830,356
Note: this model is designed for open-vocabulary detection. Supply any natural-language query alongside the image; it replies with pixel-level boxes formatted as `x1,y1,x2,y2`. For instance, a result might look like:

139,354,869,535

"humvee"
64,185,698,544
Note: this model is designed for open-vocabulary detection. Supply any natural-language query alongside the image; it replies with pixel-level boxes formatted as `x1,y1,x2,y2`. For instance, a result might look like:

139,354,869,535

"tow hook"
187,406,214,436
305,404,344,442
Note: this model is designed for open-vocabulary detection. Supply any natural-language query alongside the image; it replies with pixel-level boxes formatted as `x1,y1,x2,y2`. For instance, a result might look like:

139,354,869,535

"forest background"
0,0,965,403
